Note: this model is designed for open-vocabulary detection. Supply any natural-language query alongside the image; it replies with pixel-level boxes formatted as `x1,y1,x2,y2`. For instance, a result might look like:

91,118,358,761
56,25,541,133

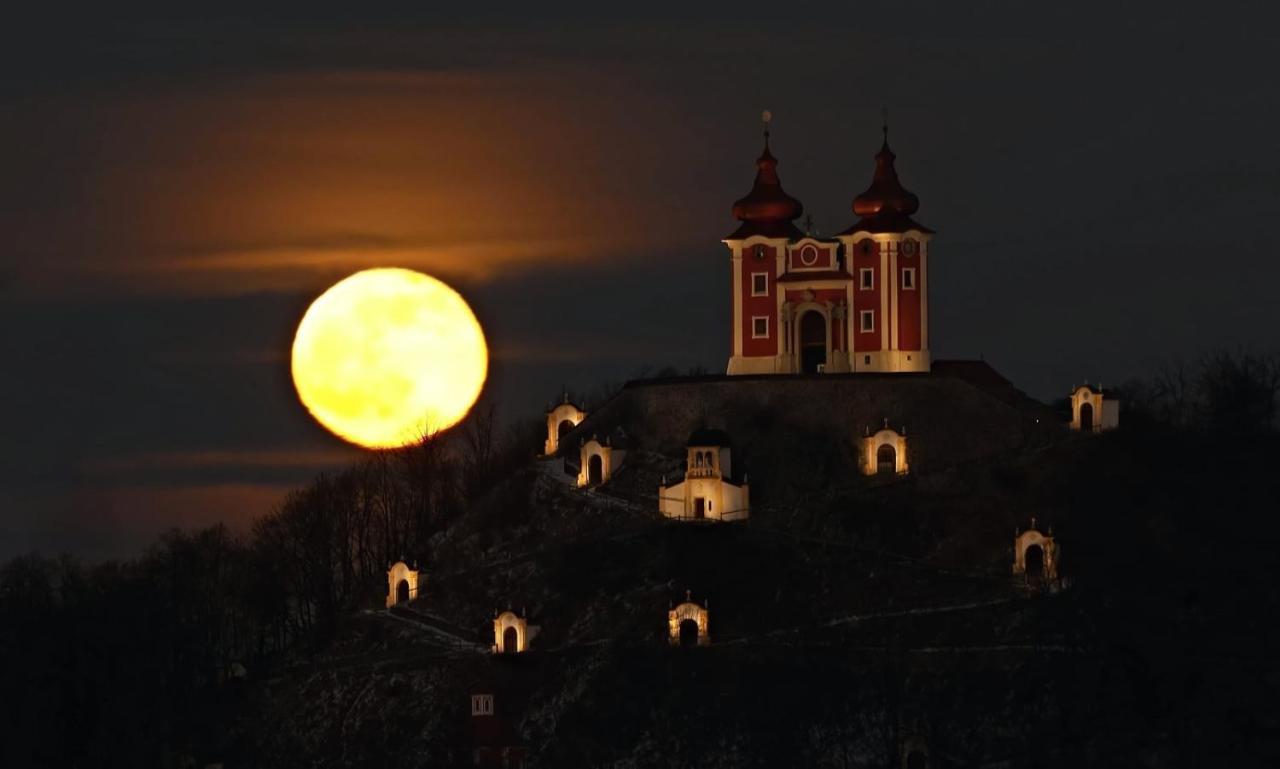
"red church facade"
725,122,933,375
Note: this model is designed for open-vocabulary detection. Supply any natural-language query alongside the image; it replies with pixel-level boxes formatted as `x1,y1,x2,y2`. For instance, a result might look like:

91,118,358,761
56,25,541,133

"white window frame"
859,268,874,290
471,694,494,716
750,272,769,297
860,310,875,333
751,315,770,339
902,267,916,290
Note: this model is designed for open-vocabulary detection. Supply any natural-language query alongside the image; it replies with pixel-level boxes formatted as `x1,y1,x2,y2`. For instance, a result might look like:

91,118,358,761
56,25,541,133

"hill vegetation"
2,353,1278,767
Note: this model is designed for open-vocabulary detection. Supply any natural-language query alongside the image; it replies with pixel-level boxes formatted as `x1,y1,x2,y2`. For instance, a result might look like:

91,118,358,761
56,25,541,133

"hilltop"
220,372,1280,768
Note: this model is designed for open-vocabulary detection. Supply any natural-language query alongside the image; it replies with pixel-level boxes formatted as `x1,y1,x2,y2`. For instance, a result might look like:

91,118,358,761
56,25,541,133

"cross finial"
881,106,889,144
762,108,772,147
1031,516,1037,530
685,589,692,602
803,213,814,235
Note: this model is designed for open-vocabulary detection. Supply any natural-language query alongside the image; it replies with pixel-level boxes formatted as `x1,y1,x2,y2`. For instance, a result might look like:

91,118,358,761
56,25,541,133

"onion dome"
727,125,805,239
841,124,932,235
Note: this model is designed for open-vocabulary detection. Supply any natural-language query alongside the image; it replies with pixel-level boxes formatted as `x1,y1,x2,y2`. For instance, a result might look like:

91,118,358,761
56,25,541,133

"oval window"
800,246,818,266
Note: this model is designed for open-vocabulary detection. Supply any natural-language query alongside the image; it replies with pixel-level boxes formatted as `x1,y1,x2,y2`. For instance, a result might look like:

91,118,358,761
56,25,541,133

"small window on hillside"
752,316,769,338
471,694,494,716
860,268,874,290
860,310,875,333
751,273,768,296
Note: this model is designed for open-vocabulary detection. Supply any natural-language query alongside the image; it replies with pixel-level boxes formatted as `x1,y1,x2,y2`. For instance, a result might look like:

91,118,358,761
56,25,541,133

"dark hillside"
227,415,1280,767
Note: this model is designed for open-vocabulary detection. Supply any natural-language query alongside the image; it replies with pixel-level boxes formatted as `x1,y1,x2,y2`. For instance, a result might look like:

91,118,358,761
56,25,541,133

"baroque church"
725,116,931,375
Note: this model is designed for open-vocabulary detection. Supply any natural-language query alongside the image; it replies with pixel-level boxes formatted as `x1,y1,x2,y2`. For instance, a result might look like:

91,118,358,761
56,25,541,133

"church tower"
723,117,933,375
835,124,933,373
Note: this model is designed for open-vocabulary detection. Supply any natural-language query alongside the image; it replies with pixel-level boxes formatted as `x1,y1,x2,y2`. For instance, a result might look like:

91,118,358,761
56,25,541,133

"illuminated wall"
658,444,749,521
862,425,910,476
725,232,932,375
1012,526,1060,582
385,560,422,608
1070,384,1119,432
492,611,533,654
544,400,587,455
667,598,710,646
577,438,625,487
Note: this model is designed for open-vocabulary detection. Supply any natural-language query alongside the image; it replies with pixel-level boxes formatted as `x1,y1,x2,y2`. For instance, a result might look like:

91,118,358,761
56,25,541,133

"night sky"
3,4,1276,558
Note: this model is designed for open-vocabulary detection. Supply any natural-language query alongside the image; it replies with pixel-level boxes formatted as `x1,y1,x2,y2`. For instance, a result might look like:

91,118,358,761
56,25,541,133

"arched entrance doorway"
503,626,519,654
396,579,410,604
798,311,827,373
678,619,700,647
588,455,603,485
877,444,896,475
1080,401,1094,431
558,420,575,444
1024,544,1044,584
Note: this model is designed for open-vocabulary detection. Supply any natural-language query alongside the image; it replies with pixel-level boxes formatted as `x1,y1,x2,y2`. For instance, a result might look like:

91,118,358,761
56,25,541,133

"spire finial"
881,106,889,145
761,109,772,148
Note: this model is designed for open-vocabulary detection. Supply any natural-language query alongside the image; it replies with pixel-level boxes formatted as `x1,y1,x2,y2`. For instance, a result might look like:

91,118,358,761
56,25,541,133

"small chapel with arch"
385,560,422,608
544,395,587,456
658,429,750,522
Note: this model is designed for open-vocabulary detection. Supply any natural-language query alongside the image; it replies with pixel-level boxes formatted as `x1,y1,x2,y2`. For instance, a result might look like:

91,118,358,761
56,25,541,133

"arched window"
877,444,897,475
1024,544,1045,584
678,619,700,647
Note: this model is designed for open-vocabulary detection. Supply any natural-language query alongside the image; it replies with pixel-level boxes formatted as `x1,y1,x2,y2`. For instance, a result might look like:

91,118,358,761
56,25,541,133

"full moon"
291,268,488,449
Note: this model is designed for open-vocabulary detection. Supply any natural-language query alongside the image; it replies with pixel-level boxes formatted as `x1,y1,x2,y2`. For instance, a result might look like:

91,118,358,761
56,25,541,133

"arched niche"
385,560,422,608
1013,526,1060,583
667,596,710,647
493,611,529,654
1070,384,1119,432
863,425,909,476
577,437,624,487
544,400,587,455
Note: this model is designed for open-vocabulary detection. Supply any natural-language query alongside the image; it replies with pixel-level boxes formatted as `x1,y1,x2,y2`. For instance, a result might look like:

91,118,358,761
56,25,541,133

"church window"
860,310,875,333
751,273,768,296
752,316,769,338
860,268,874,290
902,268,916,290
753,244,767,260
901,238,918,257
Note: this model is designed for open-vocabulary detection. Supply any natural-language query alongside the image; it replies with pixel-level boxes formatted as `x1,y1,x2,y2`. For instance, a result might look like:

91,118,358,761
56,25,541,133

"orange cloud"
8,65,707,297
83,448,360,475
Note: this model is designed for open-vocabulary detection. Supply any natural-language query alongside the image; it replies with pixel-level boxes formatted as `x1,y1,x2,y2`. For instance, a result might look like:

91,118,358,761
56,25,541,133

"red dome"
731,141,804,225
852,140,919,217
